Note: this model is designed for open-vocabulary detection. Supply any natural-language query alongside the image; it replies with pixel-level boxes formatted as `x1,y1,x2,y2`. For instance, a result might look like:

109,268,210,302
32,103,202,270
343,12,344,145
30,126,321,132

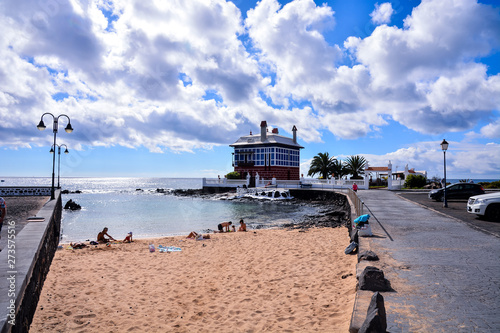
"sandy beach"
30,227,356,332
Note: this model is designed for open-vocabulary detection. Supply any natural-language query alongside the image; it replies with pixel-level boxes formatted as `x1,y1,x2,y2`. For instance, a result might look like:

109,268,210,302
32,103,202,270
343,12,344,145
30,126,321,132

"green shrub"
404,174,427,189
488,180,500,188
479,180,500,189
226,171,241,179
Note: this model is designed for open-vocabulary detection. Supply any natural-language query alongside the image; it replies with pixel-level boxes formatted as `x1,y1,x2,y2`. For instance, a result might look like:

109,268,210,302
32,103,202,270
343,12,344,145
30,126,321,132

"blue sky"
0,0,499,180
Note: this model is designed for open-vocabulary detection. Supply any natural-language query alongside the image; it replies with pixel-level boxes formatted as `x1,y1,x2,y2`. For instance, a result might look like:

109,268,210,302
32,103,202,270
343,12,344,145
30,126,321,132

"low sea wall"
0,187,52,197
0,191,62,333
202,186,237,194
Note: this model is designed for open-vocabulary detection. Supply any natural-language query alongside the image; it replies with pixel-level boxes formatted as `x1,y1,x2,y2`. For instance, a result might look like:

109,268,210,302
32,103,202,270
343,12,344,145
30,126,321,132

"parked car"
467,192,500,221
428,183,485,201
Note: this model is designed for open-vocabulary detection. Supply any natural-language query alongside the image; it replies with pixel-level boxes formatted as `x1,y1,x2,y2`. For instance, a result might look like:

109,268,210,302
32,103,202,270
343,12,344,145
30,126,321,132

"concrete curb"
348,230,381,333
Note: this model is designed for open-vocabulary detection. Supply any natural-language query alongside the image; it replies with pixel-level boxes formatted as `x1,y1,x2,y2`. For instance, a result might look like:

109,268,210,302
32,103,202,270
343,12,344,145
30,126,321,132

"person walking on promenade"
352,182,358,192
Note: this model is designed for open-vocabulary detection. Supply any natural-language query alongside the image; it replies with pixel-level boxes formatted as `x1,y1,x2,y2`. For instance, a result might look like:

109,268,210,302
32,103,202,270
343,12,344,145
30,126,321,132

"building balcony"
235,162,255,167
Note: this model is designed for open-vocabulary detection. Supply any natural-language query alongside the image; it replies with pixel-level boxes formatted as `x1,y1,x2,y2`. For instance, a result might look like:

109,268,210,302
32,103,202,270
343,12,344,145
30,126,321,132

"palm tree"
331,158,347,179
345,155,368,179
307,152,337,179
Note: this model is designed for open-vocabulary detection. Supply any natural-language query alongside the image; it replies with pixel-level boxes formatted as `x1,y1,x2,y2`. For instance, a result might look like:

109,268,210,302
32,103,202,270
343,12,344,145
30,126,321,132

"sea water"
2,177,320,242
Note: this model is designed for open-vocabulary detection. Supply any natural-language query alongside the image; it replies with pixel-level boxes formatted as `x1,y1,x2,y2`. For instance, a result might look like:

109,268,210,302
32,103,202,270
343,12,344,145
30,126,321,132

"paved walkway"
355,189,500,332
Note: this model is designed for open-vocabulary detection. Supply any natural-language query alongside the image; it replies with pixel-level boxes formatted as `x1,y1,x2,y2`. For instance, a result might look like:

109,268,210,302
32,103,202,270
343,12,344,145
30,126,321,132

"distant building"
230,121,303,181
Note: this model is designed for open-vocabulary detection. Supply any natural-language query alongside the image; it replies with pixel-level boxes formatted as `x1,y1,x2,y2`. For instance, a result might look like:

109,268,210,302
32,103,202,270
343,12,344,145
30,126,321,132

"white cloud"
0,0,268,152
370,2,393,25
342,0,500,136
352,140,500,179
480,119,500,139
0,0,499,158
246,0,341,104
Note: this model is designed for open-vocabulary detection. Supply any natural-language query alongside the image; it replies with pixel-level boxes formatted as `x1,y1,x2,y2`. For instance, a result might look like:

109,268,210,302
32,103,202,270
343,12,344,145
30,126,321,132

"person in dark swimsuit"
217,221,232,232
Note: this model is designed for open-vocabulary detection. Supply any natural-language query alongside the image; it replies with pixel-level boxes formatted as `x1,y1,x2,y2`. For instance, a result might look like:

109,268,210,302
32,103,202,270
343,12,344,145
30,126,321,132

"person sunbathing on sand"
238,219,247,232
123,232,133,243
187,231,210,240
70,242,87,249
217,221,232,233
97,227,116,243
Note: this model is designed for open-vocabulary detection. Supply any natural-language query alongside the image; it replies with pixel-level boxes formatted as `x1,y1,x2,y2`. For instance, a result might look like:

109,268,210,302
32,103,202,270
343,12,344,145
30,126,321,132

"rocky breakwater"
168,188,351,230
283,189,351,230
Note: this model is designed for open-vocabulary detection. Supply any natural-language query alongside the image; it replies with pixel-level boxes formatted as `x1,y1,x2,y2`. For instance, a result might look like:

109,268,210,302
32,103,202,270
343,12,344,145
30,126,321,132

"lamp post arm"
57,114,71,123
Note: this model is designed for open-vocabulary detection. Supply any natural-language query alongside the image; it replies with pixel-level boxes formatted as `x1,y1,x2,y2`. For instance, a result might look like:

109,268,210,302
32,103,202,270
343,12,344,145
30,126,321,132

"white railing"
202,178,248,187
203,177,369,190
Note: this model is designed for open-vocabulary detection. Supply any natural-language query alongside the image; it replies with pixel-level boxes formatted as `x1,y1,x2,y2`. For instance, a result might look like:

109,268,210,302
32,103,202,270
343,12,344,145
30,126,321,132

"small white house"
365,161,427,190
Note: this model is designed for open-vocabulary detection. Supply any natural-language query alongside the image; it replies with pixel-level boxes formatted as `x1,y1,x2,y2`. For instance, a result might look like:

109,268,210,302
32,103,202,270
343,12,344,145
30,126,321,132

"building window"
233,147,299,167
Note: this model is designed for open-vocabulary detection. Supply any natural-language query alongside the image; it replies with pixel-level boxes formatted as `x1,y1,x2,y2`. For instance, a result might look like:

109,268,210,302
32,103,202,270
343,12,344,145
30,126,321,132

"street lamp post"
50,144,69,188
441,139,449,208
37,113,73,200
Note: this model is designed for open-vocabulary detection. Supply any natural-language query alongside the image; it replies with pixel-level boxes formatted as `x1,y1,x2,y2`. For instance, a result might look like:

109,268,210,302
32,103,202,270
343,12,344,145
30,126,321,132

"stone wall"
290,189,353,229
0,191,61,333
202,186,237,194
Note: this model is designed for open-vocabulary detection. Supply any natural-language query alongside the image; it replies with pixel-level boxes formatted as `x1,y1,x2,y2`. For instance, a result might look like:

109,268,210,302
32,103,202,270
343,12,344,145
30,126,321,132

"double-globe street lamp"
37,113,73,200
441,139,449,208
50,144,69,189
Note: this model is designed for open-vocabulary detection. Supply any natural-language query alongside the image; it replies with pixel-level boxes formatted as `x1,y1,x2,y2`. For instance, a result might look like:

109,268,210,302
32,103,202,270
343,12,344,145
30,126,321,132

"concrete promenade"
354,189,500,332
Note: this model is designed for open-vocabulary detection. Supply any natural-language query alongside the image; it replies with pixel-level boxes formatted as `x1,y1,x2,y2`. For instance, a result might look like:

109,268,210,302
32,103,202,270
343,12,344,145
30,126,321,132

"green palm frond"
307,152,337,179
344,155,368,179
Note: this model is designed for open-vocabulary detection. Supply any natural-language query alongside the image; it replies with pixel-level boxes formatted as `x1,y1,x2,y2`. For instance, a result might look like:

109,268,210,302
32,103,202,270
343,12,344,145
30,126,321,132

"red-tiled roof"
366,167,389,171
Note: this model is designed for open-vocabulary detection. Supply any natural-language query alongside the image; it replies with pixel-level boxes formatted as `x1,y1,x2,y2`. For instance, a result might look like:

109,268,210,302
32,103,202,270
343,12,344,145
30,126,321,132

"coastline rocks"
61,190,82,194
64,199,81,210
359,266,392,292
359,292,387,333
358,250,379,262
171,189,205,196
424,182,442,189
168,187,351,231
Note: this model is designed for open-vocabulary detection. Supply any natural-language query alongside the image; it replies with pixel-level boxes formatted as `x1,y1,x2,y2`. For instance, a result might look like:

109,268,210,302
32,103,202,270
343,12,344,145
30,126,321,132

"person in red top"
352,183,358,192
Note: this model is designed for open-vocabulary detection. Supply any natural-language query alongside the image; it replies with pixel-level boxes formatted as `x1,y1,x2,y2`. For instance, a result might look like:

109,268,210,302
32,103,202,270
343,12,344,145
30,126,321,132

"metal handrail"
343,188,363,217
